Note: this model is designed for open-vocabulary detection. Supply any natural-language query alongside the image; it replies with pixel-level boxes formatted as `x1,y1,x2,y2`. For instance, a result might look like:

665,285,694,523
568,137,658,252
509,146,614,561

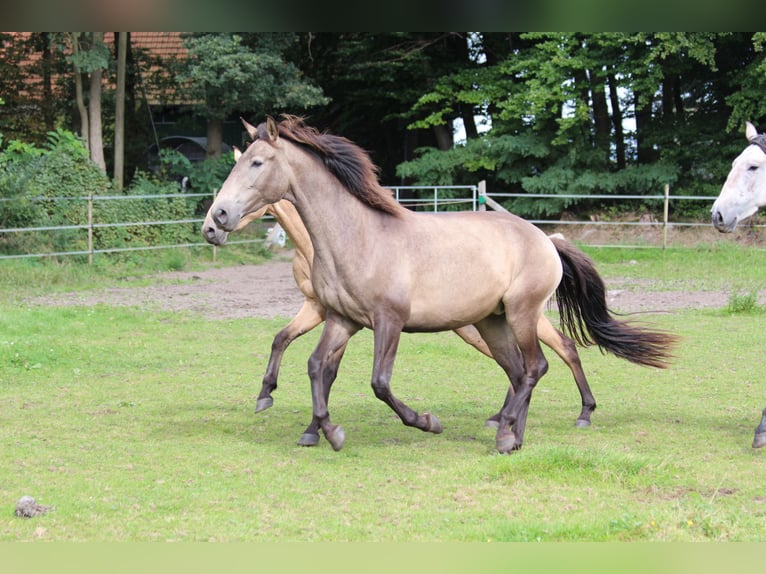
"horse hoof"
254,397,273,414
496,432,519,454
325,425,345,451
753,432,766,449
484,418,500,430
424,413,443,434
575,419,591,429
297,432,320,447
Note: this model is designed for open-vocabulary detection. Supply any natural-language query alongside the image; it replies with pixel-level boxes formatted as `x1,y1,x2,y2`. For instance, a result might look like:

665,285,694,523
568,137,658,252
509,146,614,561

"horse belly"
404,271,507,330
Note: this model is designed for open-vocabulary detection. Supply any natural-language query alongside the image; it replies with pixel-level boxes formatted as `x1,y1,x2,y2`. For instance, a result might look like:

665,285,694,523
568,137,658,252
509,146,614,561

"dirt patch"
28,253,306,321
23,248,753,320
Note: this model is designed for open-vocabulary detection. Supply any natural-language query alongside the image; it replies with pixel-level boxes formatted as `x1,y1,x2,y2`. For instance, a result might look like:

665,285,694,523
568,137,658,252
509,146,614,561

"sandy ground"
24,249,756,320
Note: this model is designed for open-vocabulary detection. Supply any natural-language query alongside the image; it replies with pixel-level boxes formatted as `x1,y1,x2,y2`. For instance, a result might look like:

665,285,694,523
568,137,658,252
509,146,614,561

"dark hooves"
254,397,274,414
297,432,320,447
753,432,766,449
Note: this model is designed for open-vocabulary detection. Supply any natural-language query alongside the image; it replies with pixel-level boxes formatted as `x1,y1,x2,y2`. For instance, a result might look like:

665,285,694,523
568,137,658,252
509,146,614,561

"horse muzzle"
711,209,737,233
202,222,228,246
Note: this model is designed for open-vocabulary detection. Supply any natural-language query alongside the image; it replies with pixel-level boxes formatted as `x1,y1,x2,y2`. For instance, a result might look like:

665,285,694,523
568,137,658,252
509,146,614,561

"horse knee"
370,377,390,400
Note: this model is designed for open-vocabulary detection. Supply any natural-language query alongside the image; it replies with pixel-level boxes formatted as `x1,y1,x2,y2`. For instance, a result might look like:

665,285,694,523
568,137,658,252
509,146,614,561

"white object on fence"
266,223,287,248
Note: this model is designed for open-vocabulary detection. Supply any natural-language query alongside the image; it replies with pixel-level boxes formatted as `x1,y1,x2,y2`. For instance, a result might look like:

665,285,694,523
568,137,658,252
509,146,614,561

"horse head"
209,116,289,232
712,121,766,232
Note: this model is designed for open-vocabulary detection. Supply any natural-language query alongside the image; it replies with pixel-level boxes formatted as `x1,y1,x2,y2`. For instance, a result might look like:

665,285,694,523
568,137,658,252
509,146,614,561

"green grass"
2,244,766,542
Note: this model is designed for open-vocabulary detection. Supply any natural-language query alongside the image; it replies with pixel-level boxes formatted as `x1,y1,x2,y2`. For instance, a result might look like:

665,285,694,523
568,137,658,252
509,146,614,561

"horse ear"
266,115,280,142
746,121,759,142
233,146,242,161
241,117,258,140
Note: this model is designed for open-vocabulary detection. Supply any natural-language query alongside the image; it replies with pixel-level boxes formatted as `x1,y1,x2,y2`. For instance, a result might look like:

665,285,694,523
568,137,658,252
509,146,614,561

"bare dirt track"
25,249,755,320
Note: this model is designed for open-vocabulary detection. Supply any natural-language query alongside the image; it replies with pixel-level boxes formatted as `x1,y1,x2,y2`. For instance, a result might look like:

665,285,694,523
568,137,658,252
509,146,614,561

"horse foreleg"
537,316,596,428
255,298,325,413
753,407,766,448
307,312,360,451
370,316,443,435
297,341,348,447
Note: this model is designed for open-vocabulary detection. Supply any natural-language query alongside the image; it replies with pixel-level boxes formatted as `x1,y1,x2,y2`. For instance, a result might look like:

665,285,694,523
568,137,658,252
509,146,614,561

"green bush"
0,130,205,258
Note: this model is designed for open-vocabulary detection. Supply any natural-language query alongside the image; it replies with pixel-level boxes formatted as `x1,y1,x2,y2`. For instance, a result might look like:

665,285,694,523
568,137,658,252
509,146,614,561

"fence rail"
0,182,753,263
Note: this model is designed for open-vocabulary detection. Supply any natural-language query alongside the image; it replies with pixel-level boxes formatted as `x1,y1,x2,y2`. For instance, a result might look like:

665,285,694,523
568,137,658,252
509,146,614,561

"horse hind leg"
753,407,766,448
255,299,324,413
537,315,596,428
474,314,546,453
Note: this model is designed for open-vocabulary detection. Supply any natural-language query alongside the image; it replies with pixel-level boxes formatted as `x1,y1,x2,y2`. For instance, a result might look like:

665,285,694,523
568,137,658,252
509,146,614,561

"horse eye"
748,165,759,172
251,159,263,167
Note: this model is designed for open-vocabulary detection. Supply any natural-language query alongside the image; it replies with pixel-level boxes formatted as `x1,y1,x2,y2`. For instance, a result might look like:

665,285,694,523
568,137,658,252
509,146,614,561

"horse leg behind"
537,316,596,427
484,315,597,430
753,407,766,448
255,298,325,413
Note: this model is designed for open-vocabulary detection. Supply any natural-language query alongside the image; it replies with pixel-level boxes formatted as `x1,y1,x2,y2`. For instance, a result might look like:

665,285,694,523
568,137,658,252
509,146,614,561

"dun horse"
208,115,676,453
203,194,600,444
712,121,766,448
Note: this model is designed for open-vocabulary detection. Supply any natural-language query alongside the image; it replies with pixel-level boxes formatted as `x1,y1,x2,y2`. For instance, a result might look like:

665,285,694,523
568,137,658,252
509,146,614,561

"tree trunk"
590,73,611,161
40,34,54,132
634,88,657,164
432,123,453,150
114,32,127,190
206,117,224,159
71,34,89,151
607,72,626,170
88,32,106,172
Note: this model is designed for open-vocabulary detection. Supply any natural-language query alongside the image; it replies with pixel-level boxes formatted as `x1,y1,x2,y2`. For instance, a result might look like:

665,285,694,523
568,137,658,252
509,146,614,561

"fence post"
662,183,670,250
478,180,486,212
87,193,93,266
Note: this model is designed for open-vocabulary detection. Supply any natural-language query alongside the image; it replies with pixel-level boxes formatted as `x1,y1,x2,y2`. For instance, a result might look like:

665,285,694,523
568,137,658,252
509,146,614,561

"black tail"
551,237,678,369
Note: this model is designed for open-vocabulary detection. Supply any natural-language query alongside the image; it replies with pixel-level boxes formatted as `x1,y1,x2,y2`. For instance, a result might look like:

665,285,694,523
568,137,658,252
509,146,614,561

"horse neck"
282,142,385,256
270,200,314,261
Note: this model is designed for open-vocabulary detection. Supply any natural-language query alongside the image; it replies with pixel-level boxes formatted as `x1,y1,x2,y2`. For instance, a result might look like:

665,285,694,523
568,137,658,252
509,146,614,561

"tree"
67,32,110,172
397,32,759,215
176,33,327,158
114,32,127,190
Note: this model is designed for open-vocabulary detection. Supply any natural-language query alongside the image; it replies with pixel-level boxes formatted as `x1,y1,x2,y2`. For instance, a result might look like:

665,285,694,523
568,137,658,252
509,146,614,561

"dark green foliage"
0,130,203,258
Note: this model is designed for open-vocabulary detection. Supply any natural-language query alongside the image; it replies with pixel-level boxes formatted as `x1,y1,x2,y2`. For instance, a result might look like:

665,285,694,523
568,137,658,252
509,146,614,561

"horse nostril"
213,208,228,227
712,210,724,226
